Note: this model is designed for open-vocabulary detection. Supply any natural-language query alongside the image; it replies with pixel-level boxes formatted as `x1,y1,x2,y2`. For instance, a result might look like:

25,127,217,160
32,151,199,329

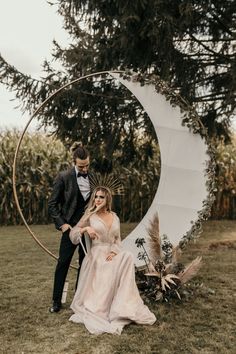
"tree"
0,29,157,164
0,0,235,144
58,0,236,139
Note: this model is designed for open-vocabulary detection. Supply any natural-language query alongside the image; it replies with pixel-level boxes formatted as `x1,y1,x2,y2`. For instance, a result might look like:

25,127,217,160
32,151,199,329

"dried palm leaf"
175,290,181,300
161,278,171,291
147,213,162,263
177,256,202,284
161,274,179,291
165,274,179,284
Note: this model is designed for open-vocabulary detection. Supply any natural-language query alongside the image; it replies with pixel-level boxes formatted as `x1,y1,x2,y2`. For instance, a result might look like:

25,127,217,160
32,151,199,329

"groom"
48,142,91,313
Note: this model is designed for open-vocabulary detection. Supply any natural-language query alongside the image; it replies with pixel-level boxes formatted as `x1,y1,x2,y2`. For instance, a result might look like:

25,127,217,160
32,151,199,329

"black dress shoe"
49,303,61,313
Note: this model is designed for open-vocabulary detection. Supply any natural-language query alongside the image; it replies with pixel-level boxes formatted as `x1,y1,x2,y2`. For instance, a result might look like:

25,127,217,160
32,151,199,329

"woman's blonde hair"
79,187,112,224
87,186,112,213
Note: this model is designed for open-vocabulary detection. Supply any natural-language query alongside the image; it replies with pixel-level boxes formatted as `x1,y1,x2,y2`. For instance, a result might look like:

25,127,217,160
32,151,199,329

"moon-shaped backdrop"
110,73,209,265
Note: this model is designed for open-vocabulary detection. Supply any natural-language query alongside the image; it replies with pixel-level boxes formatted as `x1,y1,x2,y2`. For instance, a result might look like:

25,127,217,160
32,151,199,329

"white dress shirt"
75,166,90,200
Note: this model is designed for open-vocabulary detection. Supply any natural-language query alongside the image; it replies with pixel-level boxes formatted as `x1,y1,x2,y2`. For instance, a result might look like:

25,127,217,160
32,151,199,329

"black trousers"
52,229,86,304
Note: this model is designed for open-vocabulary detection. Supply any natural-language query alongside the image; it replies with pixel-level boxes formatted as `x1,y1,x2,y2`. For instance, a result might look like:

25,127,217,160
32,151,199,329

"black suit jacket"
48,167,90,230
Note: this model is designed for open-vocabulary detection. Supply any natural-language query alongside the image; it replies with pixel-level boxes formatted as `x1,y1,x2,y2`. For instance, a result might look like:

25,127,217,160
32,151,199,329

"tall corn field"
0,130,160,225
211,136,236,219
1,130,235,225
0,130,70,225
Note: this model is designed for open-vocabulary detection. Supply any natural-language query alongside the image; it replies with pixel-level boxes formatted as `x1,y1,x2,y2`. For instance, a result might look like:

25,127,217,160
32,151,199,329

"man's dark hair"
70,142,89,162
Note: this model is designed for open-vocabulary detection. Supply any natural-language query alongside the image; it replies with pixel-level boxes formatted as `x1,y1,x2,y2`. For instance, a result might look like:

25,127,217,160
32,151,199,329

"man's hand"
60,224,72,233
106,252,117,261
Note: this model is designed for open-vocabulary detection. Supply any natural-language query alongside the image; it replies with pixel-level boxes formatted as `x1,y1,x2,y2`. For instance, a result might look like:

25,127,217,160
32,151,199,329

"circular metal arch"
13,70,210,268
12,70,124,269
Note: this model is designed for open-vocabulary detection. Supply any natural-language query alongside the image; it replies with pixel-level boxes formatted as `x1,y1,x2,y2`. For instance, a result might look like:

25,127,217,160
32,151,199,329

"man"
48,142,90,313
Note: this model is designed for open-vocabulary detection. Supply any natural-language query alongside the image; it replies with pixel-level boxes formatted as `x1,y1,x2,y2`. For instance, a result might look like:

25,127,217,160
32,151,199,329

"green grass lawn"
0,221,236,354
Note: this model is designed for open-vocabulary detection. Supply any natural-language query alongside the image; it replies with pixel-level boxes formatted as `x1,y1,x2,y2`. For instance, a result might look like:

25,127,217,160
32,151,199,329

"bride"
69,186,156,335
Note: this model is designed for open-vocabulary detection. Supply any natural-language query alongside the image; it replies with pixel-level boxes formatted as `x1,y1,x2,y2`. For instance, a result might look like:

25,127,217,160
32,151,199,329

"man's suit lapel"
70,167,80,197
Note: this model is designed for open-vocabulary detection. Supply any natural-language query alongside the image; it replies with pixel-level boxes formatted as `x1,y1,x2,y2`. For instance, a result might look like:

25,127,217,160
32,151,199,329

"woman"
69,186,156,335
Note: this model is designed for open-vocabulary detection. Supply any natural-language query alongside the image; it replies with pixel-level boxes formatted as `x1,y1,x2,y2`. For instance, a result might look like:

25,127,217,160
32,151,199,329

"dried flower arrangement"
135,213,202,302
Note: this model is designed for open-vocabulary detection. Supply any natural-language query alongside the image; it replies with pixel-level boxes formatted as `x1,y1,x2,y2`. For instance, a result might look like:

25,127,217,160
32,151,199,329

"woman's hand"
84,226,99,240
106,252,117,261
94,200,106,212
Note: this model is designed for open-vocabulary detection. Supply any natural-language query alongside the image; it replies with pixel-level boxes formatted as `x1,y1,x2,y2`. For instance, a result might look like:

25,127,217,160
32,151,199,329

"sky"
0,0,68,130
0,1,235,133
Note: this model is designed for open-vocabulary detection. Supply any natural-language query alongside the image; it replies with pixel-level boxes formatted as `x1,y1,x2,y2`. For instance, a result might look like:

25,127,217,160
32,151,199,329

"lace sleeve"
69,217,90,245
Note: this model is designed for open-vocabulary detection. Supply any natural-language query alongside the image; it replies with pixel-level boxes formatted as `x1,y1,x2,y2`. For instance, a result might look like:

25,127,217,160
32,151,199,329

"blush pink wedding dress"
69,212,156,335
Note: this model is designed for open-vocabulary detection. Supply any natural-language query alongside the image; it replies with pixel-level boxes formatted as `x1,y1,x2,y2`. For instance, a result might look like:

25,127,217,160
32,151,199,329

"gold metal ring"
12,70,124,269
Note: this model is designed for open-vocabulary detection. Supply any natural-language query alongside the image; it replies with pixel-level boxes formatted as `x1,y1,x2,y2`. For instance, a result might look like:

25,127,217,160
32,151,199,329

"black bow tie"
77,172,88,179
